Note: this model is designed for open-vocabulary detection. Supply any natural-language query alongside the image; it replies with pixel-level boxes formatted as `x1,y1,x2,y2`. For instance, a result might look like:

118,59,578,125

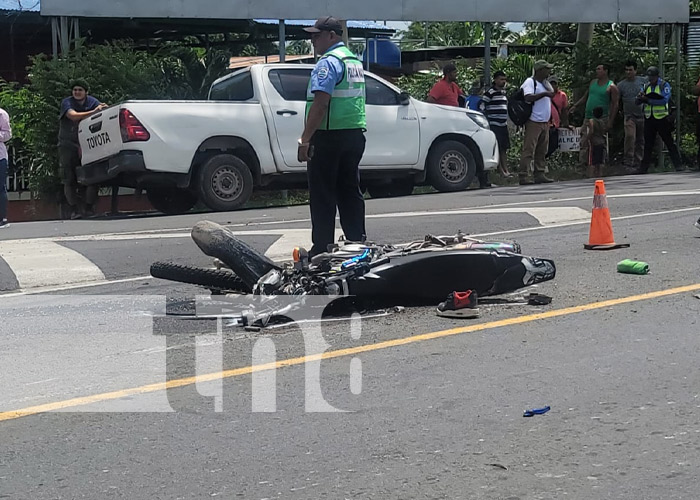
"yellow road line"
2,282,700,423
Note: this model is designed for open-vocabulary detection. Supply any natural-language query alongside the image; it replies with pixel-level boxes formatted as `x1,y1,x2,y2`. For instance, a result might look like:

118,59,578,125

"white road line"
0,240,105,289
0,276,152,298
365,207,591,226
18,206,588,243
470,206,700,238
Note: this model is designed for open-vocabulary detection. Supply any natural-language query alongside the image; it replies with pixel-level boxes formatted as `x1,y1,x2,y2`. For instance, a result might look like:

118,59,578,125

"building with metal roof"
0,0,394,83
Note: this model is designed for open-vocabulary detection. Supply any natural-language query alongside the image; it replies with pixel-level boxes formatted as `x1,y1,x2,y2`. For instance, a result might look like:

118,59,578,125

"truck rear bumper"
77,151,147,185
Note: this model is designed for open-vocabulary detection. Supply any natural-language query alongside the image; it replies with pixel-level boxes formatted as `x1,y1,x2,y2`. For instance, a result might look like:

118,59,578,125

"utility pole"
484,22,492,87
576,23,595,45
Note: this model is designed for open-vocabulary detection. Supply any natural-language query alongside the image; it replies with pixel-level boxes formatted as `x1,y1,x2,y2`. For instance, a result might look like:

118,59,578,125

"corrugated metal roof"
688,22,700,66
254,19,393,31
0,0,40,12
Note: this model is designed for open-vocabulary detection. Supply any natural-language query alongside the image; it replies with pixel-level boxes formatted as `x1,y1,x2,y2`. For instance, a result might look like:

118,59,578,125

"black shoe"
0,219,9,229
519,177,534,186
479,183,494,189
70,210,82,220
631,168,648,175
534,175,554,184
695,217,700,231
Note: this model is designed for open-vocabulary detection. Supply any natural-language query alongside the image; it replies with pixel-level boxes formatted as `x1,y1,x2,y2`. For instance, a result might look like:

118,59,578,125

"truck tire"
146,188,198,215
367,179,414,198
150,261,252,293
427,140,476,192
197,154,253,212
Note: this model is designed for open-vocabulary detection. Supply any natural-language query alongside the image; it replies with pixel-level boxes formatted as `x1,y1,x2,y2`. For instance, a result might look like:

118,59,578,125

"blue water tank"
363,37,401,67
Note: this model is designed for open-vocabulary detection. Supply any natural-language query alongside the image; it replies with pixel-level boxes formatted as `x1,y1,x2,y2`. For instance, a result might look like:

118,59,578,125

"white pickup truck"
77,64,498,214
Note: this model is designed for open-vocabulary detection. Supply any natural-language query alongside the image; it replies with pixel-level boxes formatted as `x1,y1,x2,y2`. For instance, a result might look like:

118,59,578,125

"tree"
285,40,311,56
400,22,517,49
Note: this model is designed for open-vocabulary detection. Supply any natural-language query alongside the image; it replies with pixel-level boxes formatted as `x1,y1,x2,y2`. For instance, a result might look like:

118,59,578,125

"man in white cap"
517,60,555,185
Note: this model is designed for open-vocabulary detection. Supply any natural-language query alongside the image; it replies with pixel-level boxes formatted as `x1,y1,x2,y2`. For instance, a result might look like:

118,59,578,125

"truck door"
264,67,311,168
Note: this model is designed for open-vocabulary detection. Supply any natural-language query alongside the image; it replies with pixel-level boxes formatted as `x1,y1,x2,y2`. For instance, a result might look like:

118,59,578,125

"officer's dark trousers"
639,116,683,172
307,129,366,256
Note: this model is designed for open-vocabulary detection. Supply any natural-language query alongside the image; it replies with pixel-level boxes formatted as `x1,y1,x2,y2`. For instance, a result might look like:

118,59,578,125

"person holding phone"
297,17,367,257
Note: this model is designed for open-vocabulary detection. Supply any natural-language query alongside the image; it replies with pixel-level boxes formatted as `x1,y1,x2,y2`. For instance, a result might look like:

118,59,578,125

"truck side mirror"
398,92,411,106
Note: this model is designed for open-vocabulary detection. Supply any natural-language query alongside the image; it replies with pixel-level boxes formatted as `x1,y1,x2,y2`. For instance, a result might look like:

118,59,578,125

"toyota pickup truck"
77,64,498,214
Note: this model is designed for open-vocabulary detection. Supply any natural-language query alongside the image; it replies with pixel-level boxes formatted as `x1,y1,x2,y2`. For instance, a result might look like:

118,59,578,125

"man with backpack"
633,66,685,174
516,60,555,185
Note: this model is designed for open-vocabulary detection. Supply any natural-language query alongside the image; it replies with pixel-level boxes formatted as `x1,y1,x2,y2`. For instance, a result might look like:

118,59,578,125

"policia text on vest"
298,17,368,257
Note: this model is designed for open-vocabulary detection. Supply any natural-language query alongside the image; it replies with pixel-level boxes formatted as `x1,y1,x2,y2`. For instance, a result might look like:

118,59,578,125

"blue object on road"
523,405,551,417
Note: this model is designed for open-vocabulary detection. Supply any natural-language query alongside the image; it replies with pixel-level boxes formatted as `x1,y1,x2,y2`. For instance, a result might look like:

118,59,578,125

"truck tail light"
119,108,150,142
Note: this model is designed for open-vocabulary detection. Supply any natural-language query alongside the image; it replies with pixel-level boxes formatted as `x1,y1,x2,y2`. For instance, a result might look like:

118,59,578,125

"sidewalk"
6,189,155,222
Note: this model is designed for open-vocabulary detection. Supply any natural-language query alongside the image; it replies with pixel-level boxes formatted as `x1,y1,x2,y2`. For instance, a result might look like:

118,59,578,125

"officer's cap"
304,16,343,34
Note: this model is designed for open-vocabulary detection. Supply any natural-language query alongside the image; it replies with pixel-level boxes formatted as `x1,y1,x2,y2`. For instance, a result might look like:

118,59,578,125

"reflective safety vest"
306,45,366,130
643,81,669,119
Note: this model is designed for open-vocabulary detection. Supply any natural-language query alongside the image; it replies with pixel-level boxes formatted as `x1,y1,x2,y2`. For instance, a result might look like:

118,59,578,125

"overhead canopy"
41,0,689,23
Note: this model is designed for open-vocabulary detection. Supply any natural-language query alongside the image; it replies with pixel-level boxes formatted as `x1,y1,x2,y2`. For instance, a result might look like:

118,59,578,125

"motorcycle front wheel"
150,261,252,293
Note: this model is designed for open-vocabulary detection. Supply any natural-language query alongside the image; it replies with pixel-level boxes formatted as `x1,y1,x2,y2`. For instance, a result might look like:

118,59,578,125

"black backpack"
508,78,537,126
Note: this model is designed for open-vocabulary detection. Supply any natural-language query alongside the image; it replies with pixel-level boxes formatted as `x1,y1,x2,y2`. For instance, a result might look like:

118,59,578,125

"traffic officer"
634,66,685,174
298,16,367,257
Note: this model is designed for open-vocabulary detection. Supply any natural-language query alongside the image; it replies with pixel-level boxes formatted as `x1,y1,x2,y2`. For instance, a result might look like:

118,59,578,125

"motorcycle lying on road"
150,221,556,325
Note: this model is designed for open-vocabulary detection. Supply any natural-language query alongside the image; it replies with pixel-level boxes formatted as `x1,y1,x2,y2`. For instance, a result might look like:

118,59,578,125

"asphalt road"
1,172,700,499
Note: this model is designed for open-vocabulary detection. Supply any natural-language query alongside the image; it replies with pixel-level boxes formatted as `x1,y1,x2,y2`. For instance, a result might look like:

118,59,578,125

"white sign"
558,127,581,152
40,0,689,23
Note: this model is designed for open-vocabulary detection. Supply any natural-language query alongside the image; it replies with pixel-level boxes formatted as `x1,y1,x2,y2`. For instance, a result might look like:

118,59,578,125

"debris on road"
487,463,509,470
527,293,552,305
523,405,551,417
617,259,650,275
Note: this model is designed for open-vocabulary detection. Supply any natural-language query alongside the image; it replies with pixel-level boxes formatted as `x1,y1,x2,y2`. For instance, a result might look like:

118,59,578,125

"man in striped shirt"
479,71,512,177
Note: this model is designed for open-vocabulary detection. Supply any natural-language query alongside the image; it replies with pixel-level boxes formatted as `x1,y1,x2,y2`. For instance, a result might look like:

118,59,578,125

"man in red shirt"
546,75,571,158
427,63,464,107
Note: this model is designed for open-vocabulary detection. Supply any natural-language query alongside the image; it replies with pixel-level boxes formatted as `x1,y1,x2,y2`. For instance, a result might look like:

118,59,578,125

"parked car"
77,64,498,214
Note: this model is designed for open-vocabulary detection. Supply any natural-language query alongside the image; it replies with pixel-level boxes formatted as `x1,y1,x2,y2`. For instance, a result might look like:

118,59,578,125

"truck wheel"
367,179,414,198
427,140,476,192
146,188,197,215
198,154,253,212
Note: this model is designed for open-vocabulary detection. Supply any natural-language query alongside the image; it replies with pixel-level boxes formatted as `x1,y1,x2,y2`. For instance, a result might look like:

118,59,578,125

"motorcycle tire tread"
150,261,252,293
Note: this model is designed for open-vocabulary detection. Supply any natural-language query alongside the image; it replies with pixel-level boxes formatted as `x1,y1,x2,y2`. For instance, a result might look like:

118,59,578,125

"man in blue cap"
297,17,367,257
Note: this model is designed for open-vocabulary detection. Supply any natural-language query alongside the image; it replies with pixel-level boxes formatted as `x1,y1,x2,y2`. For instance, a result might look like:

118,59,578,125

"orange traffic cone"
584,180,630,250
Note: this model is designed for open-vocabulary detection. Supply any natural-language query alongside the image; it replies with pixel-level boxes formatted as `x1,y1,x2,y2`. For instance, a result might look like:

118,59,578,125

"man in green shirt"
570,64,619,168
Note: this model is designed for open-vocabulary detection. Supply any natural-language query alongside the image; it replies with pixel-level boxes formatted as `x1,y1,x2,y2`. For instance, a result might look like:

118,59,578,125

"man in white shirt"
518,60,555,185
